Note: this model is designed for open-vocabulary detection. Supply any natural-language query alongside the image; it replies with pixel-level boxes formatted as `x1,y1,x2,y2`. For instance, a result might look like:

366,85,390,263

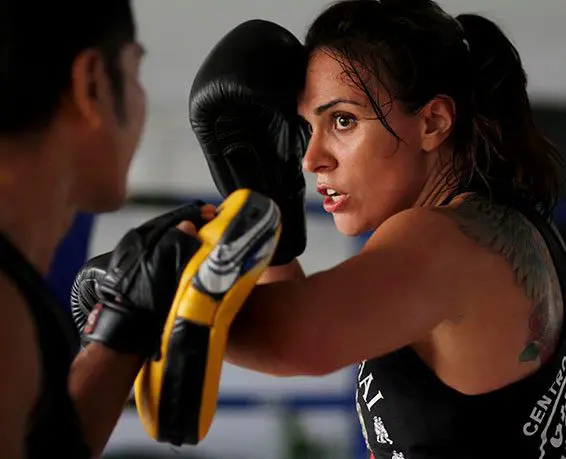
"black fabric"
356,194,566,459
0,232,90,458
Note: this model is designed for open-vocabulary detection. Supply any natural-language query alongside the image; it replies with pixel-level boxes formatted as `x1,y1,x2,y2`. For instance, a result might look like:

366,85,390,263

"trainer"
0,2,211,458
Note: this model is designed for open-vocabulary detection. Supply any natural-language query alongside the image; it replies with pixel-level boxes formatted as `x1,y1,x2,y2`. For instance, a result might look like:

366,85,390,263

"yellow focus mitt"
133,189,281,446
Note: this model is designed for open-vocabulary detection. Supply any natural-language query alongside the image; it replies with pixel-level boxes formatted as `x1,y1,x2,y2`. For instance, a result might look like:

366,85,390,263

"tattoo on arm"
520,301,560,362
433,194,563,364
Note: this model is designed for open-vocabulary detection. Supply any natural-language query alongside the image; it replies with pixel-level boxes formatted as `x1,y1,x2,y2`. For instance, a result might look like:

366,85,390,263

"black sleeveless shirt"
0,233,91,458
355,195,566,459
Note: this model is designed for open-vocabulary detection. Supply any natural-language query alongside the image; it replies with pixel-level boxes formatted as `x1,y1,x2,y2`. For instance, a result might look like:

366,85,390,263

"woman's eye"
333,114,356,131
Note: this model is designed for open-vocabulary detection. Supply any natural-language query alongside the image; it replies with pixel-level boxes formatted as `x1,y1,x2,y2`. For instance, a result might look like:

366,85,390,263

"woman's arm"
226,207,481,376
258,259,306,284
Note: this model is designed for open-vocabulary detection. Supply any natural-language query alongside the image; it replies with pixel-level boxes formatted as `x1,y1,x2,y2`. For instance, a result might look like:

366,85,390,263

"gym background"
46,1,566,458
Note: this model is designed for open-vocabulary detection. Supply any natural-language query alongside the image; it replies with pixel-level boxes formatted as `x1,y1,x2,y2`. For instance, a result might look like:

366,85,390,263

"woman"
220,1,566,458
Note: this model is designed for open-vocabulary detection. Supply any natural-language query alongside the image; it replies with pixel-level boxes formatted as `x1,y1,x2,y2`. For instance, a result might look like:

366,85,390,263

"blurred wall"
126,0,566,200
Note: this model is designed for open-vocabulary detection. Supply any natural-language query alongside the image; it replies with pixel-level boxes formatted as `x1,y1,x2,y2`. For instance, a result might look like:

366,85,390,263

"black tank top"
355,195,566,459
0,233,91,458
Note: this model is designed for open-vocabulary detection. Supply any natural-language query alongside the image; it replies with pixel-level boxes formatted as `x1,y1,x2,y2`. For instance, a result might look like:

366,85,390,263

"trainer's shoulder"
0,271,41,359
0,272,40,420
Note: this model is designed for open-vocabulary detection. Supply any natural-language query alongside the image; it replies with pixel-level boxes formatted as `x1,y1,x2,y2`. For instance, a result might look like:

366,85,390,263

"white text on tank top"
523,356,566,458
356,360,406,459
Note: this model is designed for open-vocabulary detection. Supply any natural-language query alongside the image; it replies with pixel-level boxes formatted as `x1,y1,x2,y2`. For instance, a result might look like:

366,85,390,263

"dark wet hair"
0,1,136,137
305,0,563,215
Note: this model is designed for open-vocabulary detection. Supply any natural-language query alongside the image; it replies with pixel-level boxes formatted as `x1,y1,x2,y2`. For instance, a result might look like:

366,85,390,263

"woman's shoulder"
432,191,537,250
372,192,554,295
432,192,551,273
370,192,519,251
384,192,560,319
381,192,536,246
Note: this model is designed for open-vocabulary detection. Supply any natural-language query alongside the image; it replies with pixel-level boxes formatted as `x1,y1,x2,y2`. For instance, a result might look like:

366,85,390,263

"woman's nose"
302,131,337,174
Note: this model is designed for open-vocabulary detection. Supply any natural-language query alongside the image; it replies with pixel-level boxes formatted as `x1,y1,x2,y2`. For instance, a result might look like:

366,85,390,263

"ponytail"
455,14,563,215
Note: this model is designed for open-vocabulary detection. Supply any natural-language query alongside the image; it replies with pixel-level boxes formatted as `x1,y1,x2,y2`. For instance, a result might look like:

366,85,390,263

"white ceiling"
133,0,566,108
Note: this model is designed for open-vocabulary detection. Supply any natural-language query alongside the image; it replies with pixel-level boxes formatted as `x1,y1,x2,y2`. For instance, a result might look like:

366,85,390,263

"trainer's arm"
66,217,211,458
226,208,473,376
0,278,40,459
68,344,142,458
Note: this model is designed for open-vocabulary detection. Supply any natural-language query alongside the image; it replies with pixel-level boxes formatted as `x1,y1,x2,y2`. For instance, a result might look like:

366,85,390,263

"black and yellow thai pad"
133,189,281,446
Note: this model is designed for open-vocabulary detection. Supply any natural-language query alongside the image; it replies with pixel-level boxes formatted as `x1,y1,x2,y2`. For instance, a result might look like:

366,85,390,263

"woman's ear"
419,96,455,152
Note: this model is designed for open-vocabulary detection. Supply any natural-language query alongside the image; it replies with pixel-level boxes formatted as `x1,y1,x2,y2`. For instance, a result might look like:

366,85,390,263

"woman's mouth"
318,186,350,213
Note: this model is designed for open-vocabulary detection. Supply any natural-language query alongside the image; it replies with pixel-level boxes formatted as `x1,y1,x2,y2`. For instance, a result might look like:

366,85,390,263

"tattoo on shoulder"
432,193,563,364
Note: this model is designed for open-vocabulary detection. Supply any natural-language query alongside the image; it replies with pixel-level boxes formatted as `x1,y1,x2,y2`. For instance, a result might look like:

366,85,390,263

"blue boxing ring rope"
46,195,566,459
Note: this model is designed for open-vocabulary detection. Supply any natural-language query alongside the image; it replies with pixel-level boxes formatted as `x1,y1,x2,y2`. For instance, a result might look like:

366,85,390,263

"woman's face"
298,50,449,236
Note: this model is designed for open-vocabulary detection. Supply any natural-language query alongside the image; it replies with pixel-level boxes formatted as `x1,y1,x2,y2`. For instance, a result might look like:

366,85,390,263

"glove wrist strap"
83,302,161,359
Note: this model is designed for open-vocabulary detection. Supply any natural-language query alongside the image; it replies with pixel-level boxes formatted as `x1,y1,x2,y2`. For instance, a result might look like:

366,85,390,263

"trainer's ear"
69,48,114,130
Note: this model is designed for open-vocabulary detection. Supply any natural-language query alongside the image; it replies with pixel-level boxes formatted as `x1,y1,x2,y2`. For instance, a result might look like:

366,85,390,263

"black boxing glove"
70,252,109,346
76,202,207,359
189,19,310,266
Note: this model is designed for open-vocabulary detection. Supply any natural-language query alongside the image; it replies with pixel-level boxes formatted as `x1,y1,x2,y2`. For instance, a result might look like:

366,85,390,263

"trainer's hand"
176,204,216,237
71,202,216,359
189,19,309,266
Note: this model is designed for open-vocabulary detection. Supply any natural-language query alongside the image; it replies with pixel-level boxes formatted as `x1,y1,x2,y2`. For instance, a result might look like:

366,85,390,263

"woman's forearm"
258,258,306,284
226,277,316,376
68,343,143,458
226,259,306,374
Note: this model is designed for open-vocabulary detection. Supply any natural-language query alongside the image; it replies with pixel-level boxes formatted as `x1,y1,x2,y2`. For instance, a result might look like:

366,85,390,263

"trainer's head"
0,1,145,212
300,0,561,236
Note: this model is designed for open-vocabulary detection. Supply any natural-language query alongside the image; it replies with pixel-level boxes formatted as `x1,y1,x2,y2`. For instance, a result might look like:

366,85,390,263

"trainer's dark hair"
0,1,136,136
305,0,563,215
